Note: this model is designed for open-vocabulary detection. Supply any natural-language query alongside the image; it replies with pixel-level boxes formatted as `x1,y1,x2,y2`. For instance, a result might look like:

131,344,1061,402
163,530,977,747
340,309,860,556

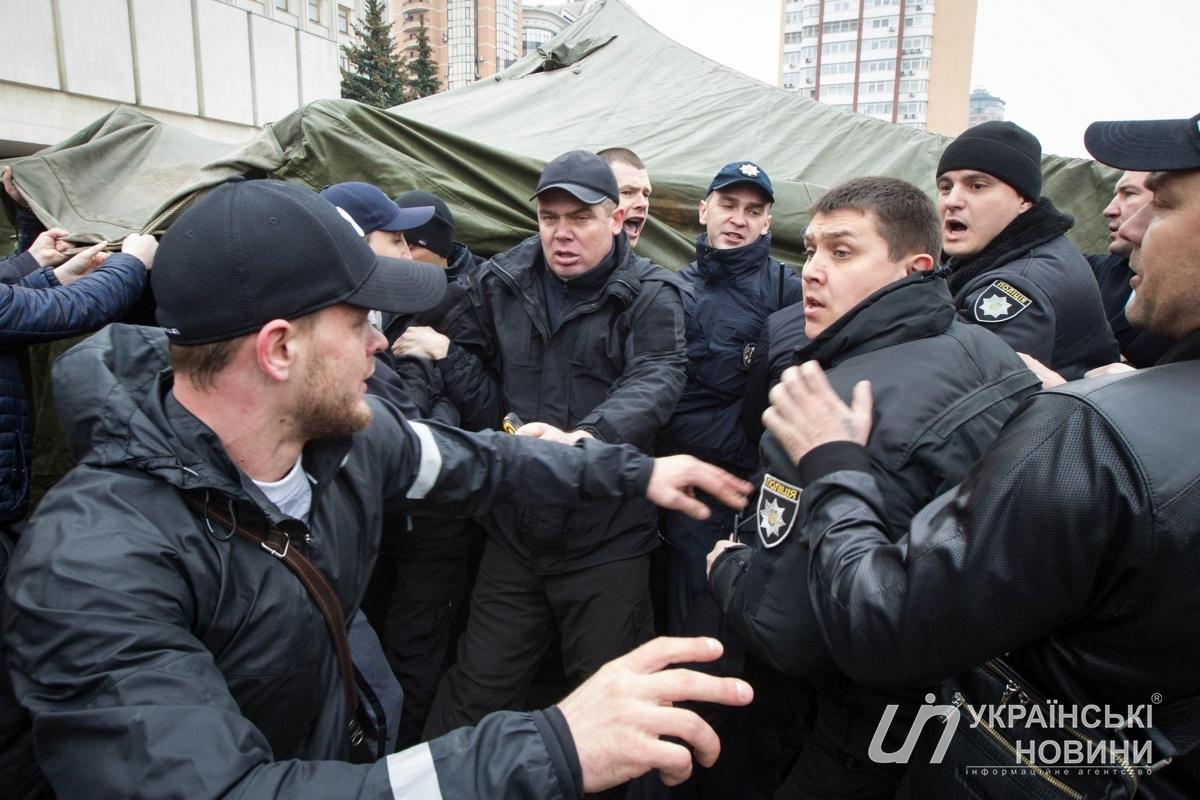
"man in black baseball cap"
935,120,1117,379
404,150,693,737
3,176,760,798
747,113,1200,798
393,189,486,278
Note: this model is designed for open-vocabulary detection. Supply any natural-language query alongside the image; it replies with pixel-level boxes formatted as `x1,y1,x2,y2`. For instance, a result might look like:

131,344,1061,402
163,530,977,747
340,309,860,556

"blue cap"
319,182,434,236
707,161,774,202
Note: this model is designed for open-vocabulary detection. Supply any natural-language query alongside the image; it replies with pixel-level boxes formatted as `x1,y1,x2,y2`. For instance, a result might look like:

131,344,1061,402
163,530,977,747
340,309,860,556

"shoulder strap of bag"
183,493,364,745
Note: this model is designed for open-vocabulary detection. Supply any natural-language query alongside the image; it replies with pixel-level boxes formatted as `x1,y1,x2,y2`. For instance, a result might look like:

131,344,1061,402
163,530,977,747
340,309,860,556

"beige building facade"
393,0,522,90
778,0,977,136
0,0,370,157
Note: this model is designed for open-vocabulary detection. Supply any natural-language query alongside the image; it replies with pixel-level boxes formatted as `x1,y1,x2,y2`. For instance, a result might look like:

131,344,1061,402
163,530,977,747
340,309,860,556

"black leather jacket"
775,330,1200,799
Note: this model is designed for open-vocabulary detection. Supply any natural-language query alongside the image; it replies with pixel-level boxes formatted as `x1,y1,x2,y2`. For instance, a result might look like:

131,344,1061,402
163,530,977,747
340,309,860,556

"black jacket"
944,198,1119,380
3,323,659,800
660,233,801,473
740,300,810,447
774,330,1200,799
435,234,688,573
710,273,1040,676
1087,252,1174,368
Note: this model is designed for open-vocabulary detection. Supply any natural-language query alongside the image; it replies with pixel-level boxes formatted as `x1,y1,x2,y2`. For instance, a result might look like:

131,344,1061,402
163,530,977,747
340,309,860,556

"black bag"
906,658,1195,800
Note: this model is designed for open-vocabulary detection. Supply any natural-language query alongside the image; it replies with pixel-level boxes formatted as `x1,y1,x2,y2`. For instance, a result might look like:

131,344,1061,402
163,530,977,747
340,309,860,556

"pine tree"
407,21,442,99
341,0,408,108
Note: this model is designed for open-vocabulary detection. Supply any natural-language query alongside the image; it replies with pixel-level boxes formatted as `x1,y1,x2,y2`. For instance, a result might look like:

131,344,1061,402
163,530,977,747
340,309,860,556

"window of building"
820,61,855,76
821,40,855,55
275,0,289,10
784,31,804,44
785,11,802,24
824,0,852,12
871,16,897,28
823,19,858,34
307,0,320,22
524,25,555,56
899,57,930,73
822,83,853,97
859,101,893,115
800,24,818,37
870,37,897,50
861,58,894,73
902,35,933,51
337,5,350,33
861,80,893,94
899,78,928,94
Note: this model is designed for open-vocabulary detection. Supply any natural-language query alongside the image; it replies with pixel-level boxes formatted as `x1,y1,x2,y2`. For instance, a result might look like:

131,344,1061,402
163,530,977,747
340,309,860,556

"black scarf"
943,198,1074,295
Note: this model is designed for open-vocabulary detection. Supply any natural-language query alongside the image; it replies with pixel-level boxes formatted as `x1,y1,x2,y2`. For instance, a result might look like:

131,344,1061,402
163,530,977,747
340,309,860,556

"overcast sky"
624,0,1198,158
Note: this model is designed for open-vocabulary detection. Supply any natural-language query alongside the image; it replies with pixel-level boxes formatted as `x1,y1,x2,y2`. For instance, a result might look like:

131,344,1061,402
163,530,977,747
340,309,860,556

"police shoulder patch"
741,341,757,371
973,279,1033,323
757,473,801,548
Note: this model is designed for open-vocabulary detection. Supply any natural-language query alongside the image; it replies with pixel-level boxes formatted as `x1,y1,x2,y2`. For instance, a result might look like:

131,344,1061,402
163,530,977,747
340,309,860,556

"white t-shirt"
252,456,313,522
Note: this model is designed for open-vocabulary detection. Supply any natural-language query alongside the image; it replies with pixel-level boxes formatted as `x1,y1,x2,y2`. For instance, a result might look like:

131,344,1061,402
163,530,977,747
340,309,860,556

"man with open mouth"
935,120,1118,379
598,147,652,250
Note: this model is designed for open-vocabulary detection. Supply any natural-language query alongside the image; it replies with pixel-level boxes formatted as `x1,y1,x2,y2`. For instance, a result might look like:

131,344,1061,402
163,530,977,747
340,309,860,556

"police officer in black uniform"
658,161,801,635
935,121,1118,378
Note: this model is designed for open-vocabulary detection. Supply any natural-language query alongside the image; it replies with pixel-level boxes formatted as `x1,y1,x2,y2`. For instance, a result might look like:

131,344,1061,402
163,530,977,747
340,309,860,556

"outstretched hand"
557,636,754,791
646,455,752,519
763,360,873,465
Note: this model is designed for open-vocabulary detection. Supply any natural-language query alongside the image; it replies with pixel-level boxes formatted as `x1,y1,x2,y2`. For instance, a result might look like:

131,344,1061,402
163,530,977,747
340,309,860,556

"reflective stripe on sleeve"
386,742,443,799
404,422,443,500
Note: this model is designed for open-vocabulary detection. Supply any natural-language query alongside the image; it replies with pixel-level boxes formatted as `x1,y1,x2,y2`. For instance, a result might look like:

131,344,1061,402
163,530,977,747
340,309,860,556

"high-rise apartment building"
778,0,977,136
968,86,1006,127
393,0,522,90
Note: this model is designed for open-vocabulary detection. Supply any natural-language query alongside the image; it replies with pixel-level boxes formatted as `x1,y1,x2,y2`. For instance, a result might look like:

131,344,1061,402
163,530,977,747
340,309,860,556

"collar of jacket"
1158,328,1200,365
794,272,957,369
693,232,774,282
52,323,352,525
943,198,1074,295
493,234,641,306
446,242,479,281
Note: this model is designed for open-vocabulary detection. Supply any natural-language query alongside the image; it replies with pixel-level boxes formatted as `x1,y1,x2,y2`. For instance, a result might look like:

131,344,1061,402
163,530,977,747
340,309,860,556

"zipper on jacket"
951,692,1084,800
982,661,1139,790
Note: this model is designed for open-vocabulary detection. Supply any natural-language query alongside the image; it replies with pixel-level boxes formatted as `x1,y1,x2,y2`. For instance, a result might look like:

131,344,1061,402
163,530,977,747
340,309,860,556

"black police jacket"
5,324,658,799
1087,252,1174,368
944,198,1119,380
435,234,688,573
763,329,1200,800
660,233,801,474
710,273,1040,677
740,299,810,447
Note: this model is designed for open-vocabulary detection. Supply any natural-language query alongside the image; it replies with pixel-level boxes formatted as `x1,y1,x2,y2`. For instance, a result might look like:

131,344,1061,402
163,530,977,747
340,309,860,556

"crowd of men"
0,108,1197,800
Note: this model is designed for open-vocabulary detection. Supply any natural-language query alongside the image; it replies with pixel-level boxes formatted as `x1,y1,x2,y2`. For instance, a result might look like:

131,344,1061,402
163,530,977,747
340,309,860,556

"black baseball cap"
707,161,775,202
1084,112,1200,171
154,179,446,345
319,182,434,235
532,150,619,204
395,190,455,258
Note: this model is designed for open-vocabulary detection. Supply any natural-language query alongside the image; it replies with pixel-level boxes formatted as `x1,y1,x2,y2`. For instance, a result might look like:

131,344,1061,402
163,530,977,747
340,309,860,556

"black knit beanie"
394,190,455,258
937,121,1043,201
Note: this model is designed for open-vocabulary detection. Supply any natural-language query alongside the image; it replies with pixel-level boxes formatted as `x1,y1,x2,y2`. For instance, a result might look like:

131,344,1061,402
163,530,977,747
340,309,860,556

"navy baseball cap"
1084,112,1200,171
707,161,775,202
154,179,446,345
319,182,434,236
532,150,619,204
